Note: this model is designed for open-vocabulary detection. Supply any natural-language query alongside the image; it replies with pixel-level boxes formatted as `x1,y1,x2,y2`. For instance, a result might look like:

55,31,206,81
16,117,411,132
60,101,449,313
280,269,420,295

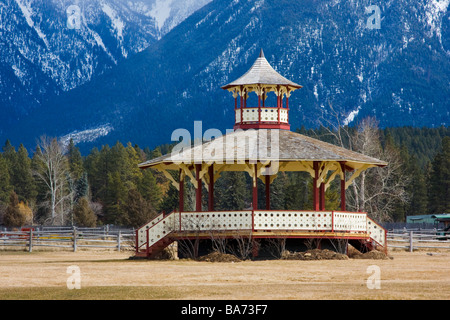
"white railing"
137,210,383,251
235,108,288,124
333,212,367,232
144,214,176,250
136,214,166,247
254,211,334,231
367,217,387,247
177,211,253,231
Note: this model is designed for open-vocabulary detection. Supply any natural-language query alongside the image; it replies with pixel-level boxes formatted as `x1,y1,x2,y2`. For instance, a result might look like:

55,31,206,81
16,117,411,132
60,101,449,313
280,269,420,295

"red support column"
340,162,346,211
253,164,258,210
286,95,289,123
179,169,184,213
258,93,261,123
320,183,325,211
240,86,244,125
208,164,214,211
195,164,202,212
265,174,270,210
313,162,320,211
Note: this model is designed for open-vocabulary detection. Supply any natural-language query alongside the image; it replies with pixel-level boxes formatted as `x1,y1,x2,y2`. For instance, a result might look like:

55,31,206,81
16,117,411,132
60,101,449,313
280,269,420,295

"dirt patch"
351,250,391,260
197,251,242,263
282,249,349,260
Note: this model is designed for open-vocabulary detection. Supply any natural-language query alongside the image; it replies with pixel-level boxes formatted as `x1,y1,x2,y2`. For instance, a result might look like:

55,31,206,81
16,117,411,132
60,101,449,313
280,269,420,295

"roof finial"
259,48,265,58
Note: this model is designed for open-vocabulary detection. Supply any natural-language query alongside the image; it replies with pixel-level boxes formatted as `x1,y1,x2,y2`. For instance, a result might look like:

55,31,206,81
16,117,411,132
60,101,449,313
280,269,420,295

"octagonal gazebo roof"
221,49,302,92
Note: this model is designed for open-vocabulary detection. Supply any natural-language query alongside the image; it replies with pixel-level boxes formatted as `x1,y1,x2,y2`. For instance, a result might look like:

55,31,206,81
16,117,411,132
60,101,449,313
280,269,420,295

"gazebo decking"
135,209,386,258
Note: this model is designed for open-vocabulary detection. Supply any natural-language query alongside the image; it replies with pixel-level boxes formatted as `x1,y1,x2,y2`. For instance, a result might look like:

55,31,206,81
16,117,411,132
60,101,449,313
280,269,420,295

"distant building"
406,214,450,229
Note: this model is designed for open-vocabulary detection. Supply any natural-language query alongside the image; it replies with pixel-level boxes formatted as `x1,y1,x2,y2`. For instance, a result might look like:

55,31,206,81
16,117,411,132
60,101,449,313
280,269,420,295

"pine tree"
0,154,12,204
75,172,90,202
67,139,84,180
13,144,37,203
84,147,103,201
73,197,97,227
285,172,311,210
3,191,26,228
406,156,428,216
215,172,248,210
2,140,17,188
124,188,157,228
325,180,340,210
139,169,162,210
159,182,179,214
104,171,128,224
428,137,450,214
270,172,290,210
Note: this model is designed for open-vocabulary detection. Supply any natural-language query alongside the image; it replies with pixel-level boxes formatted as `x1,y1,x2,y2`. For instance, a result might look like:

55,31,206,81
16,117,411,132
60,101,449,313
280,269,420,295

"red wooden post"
195,164,202,212
135,229,139,254
265,174,270,210
253,164,258,210
146,228,150,256
208,164,214,211
258,93,261,123
277,93,281,124
340,162,346,211
320,183,325,211
313,162,319,211
262,91,265,108
179,169,184,213
286,95,289,123
240,87,244,124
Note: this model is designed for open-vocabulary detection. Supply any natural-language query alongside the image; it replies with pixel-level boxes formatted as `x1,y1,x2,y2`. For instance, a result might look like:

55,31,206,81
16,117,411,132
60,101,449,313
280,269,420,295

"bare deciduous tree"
33,136,70,225
347,117,409,222
266,237,287,259
229,231,254,260
318,109,409,222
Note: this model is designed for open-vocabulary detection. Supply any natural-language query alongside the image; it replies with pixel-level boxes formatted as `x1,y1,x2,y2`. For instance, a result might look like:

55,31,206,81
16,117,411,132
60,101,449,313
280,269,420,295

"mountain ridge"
2,0,449,153
0,0,211,126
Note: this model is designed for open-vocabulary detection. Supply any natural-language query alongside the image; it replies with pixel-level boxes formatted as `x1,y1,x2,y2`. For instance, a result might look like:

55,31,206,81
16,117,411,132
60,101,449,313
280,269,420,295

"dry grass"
0,249,449,300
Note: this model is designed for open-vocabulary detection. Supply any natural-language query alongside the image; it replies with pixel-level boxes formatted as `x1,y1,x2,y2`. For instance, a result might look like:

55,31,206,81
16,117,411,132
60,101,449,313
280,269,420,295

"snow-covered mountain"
0,0,211,125
2,0,449,152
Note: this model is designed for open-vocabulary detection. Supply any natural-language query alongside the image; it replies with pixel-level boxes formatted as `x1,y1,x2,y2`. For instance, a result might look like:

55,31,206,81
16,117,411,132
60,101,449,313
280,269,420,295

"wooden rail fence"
387,230,450,252
0,228,135,252
2,228,449,253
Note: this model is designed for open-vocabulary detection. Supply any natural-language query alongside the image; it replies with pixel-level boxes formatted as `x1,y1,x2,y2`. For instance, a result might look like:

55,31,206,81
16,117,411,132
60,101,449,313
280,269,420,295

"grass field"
0,249,449,300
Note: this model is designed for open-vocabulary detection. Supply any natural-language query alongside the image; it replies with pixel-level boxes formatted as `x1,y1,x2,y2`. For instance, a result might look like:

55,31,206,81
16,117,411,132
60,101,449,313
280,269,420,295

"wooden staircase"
135,212,176,259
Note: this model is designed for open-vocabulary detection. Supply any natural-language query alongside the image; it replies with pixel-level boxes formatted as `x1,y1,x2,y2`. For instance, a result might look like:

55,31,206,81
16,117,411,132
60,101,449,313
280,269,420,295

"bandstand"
135,50,387,259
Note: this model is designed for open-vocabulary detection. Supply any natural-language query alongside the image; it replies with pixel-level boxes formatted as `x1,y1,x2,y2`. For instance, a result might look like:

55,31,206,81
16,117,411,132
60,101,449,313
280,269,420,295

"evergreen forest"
0,123,449,229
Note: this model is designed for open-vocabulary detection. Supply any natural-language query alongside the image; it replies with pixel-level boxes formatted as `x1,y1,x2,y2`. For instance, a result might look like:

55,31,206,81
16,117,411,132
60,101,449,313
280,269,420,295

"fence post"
409,230,414,252
73,226,77,252
28,229,33,253
117,230,121,252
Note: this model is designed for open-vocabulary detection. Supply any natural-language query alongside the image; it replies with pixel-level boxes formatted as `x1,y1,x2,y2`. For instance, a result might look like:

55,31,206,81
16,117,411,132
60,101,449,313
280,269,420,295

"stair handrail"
136,211,175,251
367,216,387,251
143,211,178,253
